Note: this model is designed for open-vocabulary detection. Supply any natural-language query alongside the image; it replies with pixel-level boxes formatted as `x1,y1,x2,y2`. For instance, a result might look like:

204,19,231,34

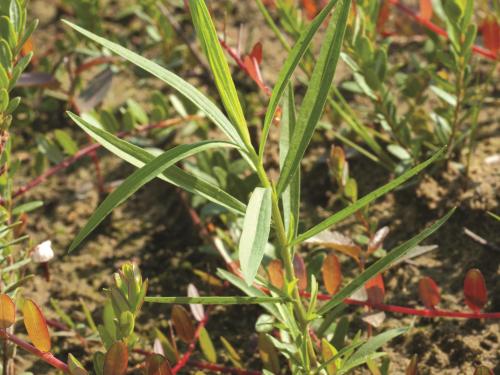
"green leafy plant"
58,0,459,372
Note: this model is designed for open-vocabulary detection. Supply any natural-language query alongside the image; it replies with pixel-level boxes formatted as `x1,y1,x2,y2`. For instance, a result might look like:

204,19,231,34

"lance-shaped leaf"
22,299,51,352
463,269,488,312
318,208,455,315
69,140,236,252
0,294,16,329
259,0,342,158
199,327,217,363
171,305,195,343
189,0,252,149
144,354,172,375
293,253,308,291
62,20,246,149
68,113,246,215
322,253,342,295
276,0,351,195
239,187,272,286
367,226,390,255
103,341,128,375
418,276,440,309
292,147,447,246
321,338,340,375
220,336,242,368
68,354,89,375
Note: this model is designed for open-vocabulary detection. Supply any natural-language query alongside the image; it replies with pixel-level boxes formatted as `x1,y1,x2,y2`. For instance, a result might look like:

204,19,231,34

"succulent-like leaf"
171,305,195,343
187,284,205,322
322,253,342,295
293,253,308,291
0,294,16,329
22,299,51,352
199,327,217,363
474,365,493,375
103,341,128,375
267,259,284,289
405,355,418,375
418,276,440,309
463,269,487,312
258,333,280,374
68,354,89,375
144,354,173,375
365,273,385,305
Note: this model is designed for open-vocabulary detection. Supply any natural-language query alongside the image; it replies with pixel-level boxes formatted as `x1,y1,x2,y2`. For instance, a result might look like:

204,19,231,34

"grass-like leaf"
189,0,252,150
144,296,286,304
69,140,236,252
239,187,273,285
62,20,246,149
259,0,340,159
317,207,455,315
292,146,446,246
68,112,246,215
276,0,351,195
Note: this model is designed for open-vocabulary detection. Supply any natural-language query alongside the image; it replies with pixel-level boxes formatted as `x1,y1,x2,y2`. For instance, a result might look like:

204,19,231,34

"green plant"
56,0,460,373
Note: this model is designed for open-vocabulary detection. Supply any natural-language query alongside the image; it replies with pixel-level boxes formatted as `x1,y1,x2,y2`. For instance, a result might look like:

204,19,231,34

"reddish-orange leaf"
418,276,440,309
302,0,318,20
0,294,16,329
249,42,263,65
463,269,488,312
22,299,51,352
365,273,385,305
480,16,500,53
267,259,284,289
293,254,308,291
474,365,493,375
405,355,418,375
103,341,128,375
171,305,195,343
322,253,342,295
21,37,34,56
376,1,391,34
419,0,433,21
145,354,173,375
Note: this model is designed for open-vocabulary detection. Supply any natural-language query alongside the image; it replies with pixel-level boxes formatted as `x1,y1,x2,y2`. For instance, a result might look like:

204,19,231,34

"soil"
9,0,500,374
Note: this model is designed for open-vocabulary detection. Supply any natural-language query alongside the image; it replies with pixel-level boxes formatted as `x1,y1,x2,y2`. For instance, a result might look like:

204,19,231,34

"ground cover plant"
0,0,498,374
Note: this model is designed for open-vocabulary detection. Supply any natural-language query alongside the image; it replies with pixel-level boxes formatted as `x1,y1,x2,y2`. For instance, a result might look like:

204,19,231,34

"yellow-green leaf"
199,327,217,363
0,294,16,329
22,299,51,352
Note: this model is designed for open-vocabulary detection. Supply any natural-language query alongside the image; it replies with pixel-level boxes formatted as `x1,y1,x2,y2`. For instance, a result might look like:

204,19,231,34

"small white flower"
31,240,55,263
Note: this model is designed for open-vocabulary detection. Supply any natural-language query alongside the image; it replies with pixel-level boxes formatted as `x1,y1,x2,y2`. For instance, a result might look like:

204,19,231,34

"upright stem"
252,155,317,371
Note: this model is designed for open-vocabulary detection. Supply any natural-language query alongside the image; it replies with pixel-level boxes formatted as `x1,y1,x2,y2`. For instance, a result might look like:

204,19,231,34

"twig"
463,227,500,253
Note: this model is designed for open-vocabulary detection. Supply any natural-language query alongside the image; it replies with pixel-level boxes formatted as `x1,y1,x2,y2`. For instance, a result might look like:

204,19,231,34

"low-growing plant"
61,0,459,373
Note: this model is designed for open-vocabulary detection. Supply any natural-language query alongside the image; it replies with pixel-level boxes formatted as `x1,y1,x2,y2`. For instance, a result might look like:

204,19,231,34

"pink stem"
0,329,69,372
172,315,209,374
388,0,497,60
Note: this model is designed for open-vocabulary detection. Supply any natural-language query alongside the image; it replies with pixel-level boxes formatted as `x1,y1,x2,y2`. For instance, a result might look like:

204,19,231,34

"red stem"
0,329,69,372
190,361,262,375
388,0,497,60
172,315,209,374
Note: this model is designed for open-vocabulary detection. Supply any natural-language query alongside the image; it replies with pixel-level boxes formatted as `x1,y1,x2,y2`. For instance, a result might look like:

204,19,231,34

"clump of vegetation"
0,0,498,374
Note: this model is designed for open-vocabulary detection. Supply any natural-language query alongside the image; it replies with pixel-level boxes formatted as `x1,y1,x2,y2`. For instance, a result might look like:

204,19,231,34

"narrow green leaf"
189,0,251,149
67,112,246,215
69,140,236,252
318,208,455,315
259,0,340,159
62,20,246,149
277,0,351,195
280,85,300,237
292,147,446,245
144,296,285,304
239,187,273,285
